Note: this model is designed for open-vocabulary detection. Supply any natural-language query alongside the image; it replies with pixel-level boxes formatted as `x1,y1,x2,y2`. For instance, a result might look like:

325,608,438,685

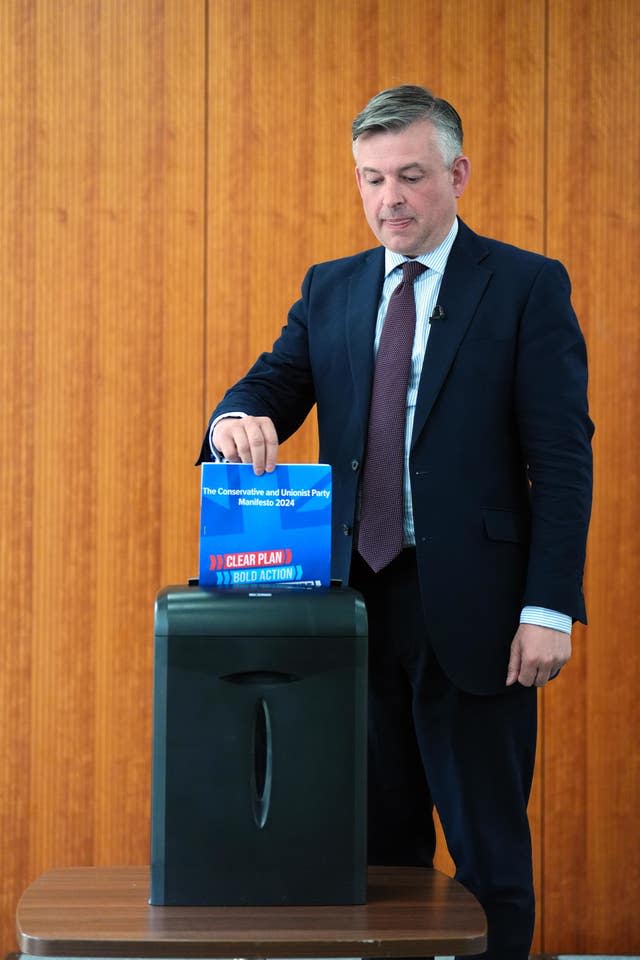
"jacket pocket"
482,507,530,544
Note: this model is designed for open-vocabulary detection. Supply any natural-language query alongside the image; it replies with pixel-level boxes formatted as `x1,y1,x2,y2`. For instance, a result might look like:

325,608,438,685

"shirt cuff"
208,412,247,460
520,606,572,635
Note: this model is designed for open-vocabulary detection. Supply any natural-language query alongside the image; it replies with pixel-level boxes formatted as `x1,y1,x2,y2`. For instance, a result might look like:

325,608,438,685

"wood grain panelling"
28,0,101,880
543,0,640,952
0,0,204,953
0,1,37,955
91,0,205,863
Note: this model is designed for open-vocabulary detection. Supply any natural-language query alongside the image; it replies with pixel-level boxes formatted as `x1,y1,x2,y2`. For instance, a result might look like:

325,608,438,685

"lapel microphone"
429,304,446,323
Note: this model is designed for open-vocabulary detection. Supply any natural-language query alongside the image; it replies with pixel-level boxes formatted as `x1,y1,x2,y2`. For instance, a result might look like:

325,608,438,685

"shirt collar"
384,216,459,279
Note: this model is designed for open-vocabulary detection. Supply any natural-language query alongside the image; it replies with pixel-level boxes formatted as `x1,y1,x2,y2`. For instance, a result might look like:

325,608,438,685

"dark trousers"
349,549,537,960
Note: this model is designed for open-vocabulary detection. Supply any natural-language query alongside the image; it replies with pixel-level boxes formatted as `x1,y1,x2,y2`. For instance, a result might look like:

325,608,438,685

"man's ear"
452,155,471,198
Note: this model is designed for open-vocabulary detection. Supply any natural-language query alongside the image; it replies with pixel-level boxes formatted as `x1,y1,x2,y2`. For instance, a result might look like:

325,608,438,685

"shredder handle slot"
252,698,272,829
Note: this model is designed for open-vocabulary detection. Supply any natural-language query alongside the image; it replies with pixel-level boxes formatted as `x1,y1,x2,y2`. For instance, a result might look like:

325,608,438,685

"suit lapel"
411,222,492,448
344,247,385,436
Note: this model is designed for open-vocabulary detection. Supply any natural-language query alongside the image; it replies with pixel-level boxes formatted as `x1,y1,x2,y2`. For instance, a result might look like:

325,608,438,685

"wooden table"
16,866,486,958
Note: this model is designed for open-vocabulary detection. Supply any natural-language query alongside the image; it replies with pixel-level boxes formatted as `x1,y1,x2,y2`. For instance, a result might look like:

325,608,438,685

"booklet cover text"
199,462,332,589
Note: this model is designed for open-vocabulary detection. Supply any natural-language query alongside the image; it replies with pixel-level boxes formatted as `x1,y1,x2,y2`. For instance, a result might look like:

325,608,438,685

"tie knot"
401,259,427,285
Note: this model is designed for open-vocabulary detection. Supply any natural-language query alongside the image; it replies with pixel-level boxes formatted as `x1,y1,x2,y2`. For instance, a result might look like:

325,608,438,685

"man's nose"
382,180,405,207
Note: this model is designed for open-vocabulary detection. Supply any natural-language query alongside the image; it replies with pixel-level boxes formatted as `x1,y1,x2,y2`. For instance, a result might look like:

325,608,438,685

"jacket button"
351,459,360,471
342,523,352,536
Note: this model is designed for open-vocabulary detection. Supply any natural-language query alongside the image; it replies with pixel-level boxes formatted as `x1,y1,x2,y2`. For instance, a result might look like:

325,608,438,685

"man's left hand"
506,623,572,687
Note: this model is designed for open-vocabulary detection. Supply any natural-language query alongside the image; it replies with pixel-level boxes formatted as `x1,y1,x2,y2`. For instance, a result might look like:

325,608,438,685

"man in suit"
198,85,593,959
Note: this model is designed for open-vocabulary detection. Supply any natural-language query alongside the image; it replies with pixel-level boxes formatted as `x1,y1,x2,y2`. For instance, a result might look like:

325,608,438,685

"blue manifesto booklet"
199,462,332,589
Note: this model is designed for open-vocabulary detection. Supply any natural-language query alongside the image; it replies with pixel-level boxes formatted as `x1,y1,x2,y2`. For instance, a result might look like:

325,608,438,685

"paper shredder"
150,584,367,905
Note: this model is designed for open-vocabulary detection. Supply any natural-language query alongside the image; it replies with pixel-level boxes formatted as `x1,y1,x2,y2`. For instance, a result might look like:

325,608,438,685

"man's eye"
366,178,382,185
404,176,422,183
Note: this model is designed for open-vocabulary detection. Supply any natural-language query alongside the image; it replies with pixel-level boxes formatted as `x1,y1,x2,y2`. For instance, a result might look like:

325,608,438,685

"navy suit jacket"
199,219,593,694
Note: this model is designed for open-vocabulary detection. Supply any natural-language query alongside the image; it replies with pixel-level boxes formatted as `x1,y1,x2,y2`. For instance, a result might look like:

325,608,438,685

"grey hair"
352,84,463,168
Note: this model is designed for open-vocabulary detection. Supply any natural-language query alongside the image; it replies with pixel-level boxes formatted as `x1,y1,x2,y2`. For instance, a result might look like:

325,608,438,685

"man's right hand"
212,416,279,475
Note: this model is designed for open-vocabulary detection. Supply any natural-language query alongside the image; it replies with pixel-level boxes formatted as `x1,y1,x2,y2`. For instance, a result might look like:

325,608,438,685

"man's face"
353,119,470,256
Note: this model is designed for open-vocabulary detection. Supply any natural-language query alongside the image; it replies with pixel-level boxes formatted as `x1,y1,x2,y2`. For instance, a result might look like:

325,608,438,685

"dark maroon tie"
357,259,427,572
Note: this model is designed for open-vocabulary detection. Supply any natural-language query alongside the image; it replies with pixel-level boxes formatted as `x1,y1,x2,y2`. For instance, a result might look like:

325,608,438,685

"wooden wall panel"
90,0,205,863
543,0,640,952
0,1,204,952
28,0,101,879
0,1,37,954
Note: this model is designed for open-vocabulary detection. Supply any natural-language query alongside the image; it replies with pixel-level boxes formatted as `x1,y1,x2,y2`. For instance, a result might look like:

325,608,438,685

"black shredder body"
150,584,367,906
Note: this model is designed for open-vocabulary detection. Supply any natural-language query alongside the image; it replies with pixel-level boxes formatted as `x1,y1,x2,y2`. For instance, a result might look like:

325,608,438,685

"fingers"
528,665,561,687
520,651,568,687
512,665,561,688
518,658,549,688
213,416,279,475
534,666,562,687
505,643,521,687
515,656,565,688
506,624,571,688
